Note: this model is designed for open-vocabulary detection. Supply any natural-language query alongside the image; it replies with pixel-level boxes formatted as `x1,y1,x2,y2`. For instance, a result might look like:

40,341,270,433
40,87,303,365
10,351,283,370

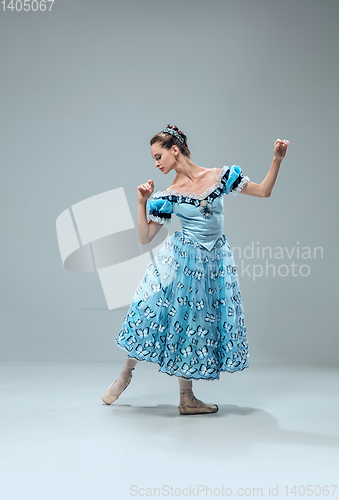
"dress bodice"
146,165,250,252
172,195,225,251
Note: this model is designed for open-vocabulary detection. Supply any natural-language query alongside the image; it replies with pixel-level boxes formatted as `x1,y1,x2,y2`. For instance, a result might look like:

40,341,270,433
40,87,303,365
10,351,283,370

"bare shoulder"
164,167,217,192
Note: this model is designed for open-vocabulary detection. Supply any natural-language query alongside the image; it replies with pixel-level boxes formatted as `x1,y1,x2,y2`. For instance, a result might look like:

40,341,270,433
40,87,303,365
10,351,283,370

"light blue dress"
116,165,251,380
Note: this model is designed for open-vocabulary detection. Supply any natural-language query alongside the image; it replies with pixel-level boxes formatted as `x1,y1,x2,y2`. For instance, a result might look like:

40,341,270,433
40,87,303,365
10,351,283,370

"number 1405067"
1,0,55,11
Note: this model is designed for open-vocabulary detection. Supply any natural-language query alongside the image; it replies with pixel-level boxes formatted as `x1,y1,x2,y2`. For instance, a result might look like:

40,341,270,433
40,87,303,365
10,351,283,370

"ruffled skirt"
115,230,250,380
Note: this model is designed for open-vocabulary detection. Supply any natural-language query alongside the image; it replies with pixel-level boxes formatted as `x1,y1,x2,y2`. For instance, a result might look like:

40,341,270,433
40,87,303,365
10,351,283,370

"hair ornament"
161,127,185,144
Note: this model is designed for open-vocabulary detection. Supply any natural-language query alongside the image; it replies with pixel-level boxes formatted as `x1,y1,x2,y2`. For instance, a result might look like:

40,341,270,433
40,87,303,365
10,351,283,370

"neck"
173,157,200,185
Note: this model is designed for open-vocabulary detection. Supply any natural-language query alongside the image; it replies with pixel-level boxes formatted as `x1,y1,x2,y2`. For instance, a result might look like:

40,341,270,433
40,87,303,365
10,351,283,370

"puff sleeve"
221,165,250,196
146,197,173,225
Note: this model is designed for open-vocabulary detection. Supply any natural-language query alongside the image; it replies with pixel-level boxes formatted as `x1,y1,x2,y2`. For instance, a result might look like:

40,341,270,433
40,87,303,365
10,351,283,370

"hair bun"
150,125,191,159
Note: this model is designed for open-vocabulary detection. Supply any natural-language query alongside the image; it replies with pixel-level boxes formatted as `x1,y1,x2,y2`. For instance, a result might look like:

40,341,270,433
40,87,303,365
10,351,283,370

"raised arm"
137,179,163,244
239,139,290,197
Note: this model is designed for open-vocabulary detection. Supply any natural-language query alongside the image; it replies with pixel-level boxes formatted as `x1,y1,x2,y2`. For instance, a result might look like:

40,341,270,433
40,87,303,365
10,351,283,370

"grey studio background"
1,1,339,499
1,0,338,364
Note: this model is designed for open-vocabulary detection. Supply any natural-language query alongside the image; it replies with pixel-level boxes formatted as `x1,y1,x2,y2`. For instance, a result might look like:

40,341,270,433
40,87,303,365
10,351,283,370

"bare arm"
241,156,282,198
240,139,289,197
136,179,165,245
137,198,163,245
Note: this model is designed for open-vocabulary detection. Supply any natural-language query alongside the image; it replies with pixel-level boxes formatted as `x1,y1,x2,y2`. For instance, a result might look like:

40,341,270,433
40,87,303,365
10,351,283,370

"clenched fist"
274,139,290,160
137,179,154,204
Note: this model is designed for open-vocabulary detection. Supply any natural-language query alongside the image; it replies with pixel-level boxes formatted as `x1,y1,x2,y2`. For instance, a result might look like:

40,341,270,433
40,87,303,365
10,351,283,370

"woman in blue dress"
102,125,289,414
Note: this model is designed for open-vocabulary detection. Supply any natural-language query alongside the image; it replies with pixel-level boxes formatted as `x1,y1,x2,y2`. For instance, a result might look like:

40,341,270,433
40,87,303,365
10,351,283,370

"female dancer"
102,125,289,415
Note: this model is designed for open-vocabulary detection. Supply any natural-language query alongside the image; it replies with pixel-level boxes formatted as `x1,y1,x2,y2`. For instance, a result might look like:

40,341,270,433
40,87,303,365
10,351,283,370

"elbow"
139,233,154,245
258,183,271,198
139,237,151,245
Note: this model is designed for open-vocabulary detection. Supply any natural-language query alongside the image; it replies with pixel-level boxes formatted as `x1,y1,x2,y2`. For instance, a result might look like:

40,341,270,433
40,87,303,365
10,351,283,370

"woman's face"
151,143,176,174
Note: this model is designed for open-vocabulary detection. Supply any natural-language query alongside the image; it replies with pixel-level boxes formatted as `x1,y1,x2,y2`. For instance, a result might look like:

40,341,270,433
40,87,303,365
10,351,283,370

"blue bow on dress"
147,198,173,215
224,165,242,195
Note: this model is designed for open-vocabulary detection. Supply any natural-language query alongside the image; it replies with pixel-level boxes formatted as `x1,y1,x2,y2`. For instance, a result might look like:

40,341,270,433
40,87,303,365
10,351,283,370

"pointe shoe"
178,388,218,415
102,367,135,405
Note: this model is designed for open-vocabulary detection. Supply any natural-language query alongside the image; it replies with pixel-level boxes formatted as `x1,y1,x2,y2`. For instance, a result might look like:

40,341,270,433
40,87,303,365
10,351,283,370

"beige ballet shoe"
178,388,218,415
102,367,135,405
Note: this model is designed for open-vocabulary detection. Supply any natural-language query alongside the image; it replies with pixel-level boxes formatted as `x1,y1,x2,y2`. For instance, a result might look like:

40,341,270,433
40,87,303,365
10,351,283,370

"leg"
178,377,218,415
102,356,138,404
178,376,193,404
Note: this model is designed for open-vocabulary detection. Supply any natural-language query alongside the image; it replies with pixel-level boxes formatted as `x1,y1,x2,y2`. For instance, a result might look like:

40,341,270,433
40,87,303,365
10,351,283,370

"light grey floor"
1,361,338,500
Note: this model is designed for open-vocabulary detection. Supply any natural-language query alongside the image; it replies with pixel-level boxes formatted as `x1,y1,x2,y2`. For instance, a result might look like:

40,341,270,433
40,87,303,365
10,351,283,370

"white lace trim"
147,211,171,225
152,165,230,201
231,175,251,196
